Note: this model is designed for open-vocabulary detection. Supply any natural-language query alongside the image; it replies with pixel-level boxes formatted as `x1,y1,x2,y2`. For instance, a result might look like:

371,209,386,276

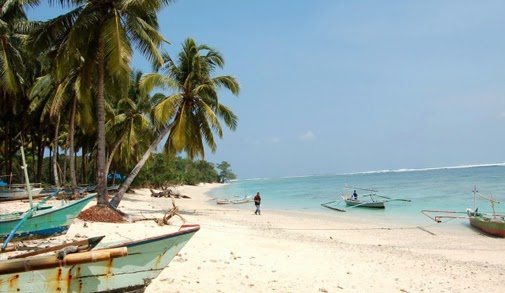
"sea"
207,164,505,226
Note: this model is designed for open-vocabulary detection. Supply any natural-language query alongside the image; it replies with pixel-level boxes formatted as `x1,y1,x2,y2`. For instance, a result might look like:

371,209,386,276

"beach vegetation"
217,161,236,182
135,154,220,187
0,3,239,221
109,38,240,208
26,0,170,207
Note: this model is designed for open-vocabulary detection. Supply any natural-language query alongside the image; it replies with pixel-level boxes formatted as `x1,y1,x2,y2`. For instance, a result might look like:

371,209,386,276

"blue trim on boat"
8,226,70,239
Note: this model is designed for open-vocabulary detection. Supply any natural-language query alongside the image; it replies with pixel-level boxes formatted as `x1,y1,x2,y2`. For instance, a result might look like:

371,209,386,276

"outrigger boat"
0,145,95,249
422,186,505,237
0,174,44,201
321,186,411,212
0,188,44,201
0,224,200,292
216,195,253,205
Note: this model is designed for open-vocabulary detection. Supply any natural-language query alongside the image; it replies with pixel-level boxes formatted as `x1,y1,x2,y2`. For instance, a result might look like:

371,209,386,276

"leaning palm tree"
110,38,240,208
27,1,169,206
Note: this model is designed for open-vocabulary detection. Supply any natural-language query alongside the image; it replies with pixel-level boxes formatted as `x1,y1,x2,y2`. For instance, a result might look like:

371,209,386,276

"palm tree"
0,0,32,95
0,0,34,176
105,70,162,177
27,1,169,206
110,38,240,208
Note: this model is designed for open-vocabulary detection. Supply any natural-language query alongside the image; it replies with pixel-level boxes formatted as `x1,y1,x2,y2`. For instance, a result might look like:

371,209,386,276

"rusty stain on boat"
8,274,18,290
54,267,62,292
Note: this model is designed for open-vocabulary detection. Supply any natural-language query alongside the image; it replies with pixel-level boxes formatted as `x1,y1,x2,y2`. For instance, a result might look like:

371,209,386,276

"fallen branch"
150,188,191,199
161,198,186,225
132,198,186,226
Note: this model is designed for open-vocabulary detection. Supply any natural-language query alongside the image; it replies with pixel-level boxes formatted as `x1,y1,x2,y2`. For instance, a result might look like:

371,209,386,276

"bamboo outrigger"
321,185,411,212
0,224,200,292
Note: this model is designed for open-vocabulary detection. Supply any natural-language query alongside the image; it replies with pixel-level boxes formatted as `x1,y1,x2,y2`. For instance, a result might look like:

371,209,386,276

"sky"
27,1,505,179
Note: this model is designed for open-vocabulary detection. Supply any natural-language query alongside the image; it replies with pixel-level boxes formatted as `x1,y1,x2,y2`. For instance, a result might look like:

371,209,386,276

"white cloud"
300,131,316,141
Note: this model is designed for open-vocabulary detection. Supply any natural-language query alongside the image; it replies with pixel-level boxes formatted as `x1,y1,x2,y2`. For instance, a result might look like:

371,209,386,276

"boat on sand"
0,188,44,201
216,195,253,205
0,224,200,292
422,186,505,237
0,192,96,245
0,145,96,249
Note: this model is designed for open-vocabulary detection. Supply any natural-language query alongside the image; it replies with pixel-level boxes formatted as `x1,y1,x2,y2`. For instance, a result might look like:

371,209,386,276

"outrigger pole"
421,209,469,223
473,185,501,218
345,185,378,193
20,144,34,209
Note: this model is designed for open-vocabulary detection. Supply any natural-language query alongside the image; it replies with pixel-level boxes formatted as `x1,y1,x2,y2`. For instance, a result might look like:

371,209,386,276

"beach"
2,184,505,292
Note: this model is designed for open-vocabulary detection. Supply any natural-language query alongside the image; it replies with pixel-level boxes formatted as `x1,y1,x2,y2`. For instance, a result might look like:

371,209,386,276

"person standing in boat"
352,190,358,200
254,192,261,215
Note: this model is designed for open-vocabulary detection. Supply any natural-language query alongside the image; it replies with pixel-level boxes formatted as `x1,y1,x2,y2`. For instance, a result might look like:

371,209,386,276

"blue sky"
28,1,505,179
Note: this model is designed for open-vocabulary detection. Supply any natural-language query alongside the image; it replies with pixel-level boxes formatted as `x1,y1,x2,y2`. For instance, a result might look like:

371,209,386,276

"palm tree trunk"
95,42,108,206
69,95,78,195
52,115,61,187
105,138,122,180
109,121,175,208
36,132,44,183
82,144,87,184
63,147,68,185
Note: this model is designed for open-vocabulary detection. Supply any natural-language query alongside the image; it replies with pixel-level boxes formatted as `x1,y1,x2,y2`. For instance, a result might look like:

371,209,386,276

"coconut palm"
0,0,36,175
105,70,163,177
30,64,96,193
0,0,34,95
110,38,240,208
27,0,169,206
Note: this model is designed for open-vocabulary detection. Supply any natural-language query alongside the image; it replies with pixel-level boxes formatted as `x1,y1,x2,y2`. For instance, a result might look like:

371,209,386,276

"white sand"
2,184,504,292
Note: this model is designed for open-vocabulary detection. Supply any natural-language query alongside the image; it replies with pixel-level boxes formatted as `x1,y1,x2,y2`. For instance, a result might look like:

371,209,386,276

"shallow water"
208,165,505,225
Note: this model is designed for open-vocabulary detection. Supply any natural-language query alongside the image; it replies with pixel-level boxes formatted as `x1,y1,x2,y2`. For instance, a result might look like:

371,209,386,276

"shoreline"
1,184,504,292
150,184,505,292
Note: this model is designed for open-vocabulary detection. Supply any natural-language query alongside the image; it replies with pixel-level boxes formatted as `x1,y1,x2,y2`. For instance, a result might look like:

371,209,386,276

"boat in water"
341,196,386,208
321,186,410,212
0,224,200,292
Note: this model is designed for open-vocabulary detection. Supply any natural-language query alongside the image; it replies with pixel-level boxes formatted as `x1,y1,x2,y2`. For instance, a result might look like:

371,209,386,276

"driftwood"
161,198,186,225
133,198,186,226
150,189,191,199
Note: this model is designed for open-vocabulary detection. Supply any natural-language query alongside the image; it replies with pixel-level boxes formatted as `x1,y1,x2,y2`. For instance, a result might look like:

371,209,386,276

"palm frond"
139,72,178,95
102,10,132,80
152,93,181,126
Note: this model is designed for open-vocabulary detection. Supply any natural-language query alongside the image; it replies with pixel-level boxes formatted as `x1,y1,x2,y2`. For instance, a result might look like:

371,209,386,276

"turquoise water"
208,165,505,224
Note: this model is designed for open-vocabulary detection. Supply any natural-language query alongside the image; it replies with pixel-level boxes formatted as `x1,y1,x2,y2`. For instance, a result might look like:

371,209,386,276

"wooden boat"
321,186,410,212
0,172,44,201
342,196,385,208
0,192,96,244
0,187,44,201
467,210,505,237
422,186,505,237
0,144,96,249
216,195,252,205
0,224,200,292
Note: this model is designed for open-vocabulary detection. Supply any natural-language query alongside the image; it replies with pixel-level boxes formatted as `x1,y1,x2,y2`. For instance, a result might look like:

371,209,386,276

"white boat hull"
0,188,44,201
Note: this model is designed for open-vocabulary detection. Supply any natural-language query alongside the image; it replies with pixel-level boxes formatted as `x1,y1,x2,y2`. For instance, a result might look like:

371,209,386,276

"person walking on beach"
254,192,261,215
